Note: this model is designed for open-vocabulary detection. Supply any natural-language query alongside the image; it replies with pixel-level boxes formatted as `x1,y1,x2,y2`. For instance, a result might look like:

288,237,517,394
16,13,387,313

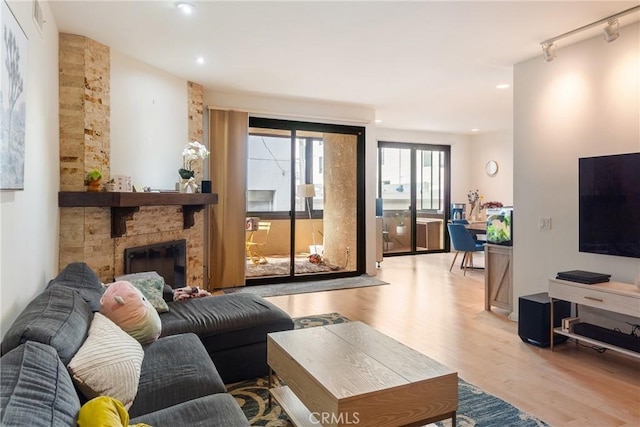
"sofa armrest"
162,284,174,303
128,333,226,418
1,342,81,426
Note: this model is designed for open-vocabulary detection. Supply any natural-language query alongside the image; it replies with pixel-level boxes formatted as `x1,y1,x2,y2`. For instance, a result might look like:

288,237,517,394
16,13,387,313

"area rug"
223,275,388,297
227,313,548,427
246,258,336,278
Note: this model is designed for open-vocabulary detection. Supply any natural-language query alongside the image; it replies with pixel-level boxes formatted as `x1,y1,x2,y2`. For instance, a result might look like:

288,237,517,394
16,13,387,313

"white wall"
469,130,514,207
204,90,378,274
513,22,640,316
0,1,60,337
110,51,188,190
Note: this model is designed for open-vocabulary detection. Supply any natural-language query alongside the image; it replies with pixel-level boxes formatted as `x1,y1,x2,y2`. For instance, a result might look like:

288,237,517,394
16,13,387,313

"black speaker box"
518,292,571,347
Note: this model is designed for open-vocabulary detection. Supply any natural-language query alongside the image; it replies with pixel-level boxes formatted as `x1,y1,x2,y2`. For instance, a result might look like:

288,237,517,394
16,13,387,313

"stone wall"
323,133,357,271
58,34,205,285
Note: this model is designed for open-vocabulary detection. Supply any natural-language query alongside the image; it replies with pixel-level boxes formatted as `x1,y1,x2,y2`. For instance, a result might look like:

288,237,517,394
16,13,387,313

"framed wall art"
1,0,28,190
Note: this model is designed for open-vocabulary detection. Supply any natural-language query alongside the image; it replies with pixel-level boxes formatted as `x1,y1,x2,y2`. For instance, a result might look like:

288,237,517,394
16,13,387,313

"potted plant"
394,210,409,235
179,141,210,193
86,169,103,192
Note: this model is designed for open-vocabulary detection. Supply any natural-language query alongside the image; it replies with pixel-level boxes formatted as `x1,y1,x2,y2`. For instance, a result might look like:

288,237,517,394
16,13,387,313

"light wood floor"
265,253,640,427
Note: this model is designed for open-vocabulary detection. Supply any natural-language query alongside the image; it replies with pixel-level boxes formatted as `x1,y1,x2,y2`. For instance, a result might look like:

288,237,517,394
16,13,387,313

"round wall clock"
486,160,499,177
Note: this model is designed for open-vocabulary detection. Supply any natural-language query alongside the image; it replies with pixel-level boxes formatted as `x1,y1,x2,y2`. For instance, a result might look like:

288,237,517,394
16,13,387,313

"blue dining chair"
447,223,485,275
452,218,487,243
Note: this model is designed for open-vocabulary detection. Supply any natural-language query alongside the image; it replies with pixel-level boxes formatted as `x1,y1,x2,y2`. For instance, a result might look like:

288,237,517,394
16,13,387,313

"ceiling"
49,1,640,134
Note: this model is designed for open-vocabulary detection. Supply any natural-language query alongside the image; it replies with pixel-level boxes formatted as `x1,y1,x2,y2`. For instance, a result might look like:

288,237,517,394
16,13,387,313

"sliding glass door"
378,142,450,255
246,118,365,284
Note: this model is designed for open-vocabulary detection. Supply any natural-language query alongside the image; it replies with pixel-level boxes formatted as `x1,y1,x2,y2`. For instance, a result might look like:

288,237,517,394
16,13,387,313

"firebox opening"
125,240,186,288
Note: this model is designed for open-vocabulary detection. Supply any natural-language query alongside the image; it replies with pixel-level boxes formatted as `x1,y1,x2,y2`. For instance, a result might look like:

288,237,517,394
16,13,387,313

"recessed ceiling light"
176,2,195,15
196,56,204,64
471,128,480,132
496,84,510,89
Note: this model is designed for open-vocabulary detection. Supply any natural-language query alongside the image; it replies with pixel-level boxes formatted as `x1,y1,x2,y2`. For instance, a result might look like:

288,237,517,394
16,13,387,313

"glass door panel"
319,132,357,274
293,135,319,276
380,147,412,254
294,132,357,276
245,128,292,279
415,149,445,251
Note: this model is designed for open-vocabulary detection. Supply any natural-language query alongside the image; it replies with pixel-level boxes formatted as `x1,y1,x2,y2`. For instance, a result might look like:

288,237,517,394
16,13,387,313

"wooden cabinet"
484,244,512,312
416,219,442,250
549,278,640,359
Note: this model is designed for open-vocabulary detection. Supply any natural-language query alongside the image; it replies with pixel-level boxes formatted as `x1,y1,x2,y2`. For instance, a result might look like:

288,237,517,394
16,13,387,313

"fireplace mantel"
59,192,218,237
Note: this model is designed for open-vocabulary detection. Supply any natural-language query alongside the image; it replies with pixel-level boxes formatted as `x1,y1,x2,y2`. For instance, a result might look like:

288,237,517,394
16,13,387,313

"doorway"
378,142,450,255
246,118,365,284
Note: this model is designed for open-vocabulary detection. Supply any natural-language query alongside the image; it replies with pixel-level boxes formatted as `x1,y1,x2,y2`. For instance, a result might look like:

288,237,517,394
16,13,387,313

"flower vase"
180,179,198,193
179,179,189,193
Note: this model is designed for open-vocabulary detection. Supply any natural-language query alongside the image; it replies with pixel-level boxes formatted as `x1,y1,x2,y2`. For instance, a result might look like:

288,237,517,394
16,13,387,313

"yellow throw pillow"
77,396,151,427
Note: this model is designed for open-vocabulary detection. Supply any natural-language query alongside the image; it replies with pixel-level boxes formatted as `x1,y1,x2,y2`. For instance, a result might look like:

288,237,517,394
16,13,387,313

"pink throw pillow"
100,281,161,344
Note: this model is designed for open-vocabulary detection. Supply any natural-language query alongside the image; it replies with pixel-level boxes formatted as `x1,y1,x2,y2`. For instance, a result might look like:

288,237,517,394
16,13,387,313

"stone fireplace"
58,33,206,285
125,239,186,288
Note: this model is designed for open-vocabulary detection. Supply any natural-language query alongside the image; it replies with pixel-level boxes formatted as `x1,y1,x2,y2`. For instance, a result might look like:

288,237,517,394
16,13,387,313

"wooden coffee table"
267,321,458,427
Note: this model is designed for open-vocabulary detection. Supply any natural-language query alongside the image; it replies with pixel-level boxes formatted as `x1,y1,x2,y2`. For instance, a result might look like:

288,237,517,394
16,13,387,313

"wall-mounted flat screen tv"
579,152,640,259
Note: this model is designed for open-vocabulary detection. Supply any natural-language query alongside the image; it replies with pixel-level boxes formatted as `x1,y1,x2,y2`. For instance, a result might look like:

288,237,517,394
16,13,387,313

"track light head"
541,42,557,62
603,19,620,43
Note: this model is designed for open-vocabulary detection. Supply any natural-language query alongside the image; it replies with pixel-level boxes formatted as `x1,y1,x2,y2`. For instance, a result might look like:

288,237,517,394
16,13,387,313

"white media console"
549,278,640,359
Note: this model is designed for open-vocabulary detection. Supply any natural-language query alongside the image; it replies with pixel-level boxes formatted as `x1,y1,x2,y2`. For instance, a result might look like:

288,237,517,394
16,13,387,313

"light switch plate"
539,217,552,230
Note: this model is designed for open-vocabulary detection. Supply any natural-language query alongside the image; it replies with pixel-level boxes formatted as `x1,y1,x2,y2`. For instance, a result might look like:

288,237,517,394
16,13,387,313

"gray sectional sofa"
0,262,294,425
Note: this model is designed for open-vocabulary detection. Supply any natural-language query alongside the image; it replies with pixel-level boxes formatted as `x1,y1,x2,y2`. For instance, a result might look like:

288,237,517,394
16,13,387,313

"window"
247,132,324,214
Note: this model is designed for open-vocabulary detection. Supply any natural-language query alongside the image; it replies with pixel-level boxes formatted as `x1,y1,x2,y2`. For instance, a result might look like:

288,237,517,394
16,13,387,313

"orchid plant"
467,189,480,216
179,141,210,179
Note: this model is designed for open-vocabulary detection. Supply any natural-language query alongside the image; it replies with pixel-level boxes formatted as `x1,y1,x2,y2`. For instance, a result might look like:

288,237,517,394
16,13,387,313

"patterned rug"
227,313,548,427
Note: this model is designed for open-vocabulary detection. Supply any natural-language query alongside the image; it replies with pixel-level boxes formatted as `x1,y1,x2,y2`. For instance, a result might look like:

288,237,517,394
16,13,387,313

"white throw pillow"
67,313,144,408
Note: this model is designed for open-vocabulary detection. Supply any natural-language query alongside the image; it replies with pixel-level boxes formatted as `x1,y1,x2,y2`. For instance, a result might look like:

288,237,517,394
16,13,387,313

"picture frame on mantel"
1,0,28,190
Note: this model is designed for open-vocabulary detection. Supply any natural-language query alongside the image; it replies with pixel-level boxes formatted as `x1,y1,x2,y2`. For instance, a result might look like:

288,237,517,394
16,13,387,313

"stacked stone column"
58,34,205,286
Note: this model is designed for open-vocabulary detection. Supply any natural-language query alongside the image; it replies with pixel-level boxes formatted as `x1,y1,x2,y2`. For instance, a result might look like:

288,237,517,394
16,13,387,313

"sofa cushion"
68,313,144,409
131,394,250,427
160,293,293,352
47,262,105,312
0,286,92,365
128,333,226,418
115,271,169,313
159,293,293,382
1,341,81,427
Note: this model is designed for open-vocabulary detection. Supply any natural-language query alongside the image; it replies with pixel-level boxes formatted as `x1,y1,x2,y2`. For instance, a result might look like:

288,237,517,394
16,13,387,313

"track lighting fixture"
603,19,620,43
540,5,638,62
541,42,557,63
